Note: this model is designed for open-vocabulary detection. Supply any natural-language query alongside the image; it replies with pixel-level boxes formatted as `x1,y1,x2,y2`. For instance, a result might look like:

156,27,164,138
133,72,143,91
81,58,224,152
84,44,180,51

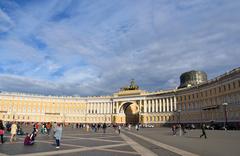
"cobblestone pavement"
0,127,240,156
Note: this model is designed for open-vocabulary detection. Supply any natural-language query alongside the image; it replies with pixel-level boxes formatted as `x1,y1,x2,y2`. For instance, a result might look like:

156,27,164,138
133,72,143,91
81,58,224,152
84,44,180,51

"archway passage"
124,103,139,124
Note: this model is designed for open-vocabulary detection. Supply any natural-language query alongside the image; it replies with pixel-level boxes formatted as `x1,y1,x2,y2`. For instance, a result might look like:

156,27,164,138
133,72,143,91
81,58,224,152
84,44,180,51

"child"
24,133,34,145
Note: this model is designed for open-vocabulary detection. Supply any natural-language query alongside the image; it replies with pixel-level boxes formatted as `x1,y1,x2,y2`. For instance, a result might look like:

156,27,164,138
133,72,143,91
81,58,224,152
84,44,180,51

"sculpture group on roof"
120,79,139,91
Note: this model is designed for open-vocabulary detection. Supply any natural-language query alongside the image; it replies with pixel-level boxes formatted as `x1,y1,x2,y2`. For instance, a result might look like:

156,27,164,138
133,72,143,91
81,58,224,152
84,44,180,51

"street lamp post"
178,109,182,124
222,103,228,129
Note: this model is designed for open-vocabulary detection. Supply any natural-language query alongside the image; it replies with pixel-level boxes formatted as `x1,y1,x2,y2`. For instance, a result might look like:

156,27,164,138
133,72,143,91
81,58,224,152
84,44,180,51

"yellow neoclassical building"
0,67,240,126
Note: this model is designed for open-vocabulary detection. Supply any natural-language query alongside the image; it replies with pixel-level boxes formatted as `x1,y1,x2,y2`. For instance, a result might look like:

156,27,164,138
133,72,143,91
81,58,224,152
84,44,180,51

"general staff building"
0,67,240,126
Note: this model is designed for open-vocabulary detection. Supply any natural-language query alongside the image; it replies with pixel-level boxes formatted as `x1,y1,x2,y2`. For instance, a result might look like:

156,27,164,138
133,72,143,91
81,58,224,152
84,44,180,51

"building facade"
0,68,240,126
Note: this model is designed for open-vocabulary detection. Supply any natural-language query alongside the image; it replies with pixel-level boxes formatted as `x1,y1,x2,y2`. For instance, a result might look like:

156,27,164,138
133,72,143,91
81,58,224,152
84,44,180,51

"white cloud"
0,0,239,96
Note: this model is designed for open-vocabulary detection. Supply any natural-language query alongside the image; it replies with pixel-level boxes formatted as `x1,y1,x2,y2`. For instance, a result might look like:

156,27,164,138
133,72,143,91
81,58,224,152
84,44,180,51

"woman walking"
0,120,5,144
10,122,17,143
54,123,62,149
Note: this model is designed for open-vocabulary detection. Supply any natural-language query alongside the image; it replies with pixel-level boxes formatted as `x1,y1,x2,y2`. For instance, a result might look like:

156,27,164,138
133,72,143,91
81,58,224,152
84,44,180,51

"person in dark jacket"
103,123,107,133
200,124,207,139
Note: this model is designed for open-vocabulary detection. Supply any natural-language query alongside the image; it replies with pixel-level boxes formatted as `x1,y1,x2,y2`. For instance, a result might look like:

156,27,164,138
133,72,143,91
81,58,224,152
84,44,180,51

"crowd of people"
0,120,127,148
0,119,210,152
0,120,64,148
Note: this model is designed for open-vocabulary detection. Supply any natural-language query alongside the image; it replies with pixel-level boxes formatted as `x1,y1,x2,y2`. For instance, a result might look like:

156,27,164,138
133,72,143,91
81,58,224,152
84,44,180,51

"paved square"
0,127,140,156
1,126,240,156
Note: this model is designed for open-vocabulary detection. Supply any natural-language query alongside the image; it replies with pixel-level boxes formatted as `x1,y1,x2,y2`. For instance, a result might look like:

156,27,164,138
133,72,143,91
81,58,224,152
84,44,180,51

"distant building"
0,67,240,127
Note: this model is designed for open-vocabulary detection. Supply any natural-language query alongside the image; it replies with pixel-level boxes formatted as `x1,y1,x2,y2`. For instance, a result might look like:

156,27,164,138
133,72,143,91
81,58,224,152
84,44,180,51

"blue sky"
0,0,239,96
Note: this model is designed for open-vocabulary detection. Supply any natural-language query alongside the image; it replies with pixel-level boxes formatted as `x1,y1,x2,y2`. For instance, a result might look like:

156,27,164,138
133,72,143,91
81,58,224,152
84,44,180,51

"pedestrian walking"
172,124,176,136
178,124,182,136
182,124,187,135
46,122,52,136
0,120,5,144
54,123,62,149
118,125,121,134
86,124,89,132
200,124,207,139
10,122,17,143
103,123,107,133
135,124,139,131
128,124,131,130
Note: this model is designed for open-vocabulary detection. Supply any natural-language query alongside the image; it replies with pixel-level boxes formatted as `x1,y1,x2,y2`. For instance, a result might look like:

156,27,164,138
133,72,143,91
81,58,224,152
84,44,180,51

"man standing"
200,124,207,139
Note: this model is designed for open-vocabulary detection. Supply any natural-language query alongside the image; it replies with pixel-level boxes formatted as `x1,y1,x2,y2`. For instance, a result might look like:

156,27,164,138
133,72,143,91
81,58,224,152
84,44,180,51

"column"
100,103,103,114
152,99,155,112
94,103,97,114
89,103,92,114
144,100,147,113
139,100,142,113
103,103,105,114
170,97,173,112
87,102,89,114
155,99,158,112
90,103,92,114
159,99,162,112
163,98,166,112
103,102,107,114
174,96,177,111
107,102,109,114
148,100,151,113
116,102,119,114
166,98,169,112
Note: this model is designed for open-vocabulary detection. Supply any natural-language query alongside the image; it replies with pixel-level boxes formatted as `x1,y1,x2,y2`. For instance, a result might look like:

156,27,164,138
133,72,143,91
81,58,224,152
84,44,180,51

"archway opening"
122,103,139,124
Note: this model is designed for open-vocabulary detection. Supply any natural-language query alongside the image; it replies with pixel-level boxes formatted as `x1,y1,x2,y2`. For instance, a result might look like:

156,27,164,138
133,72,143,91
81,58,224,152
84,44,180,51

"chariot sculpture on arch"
121,79,139,91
